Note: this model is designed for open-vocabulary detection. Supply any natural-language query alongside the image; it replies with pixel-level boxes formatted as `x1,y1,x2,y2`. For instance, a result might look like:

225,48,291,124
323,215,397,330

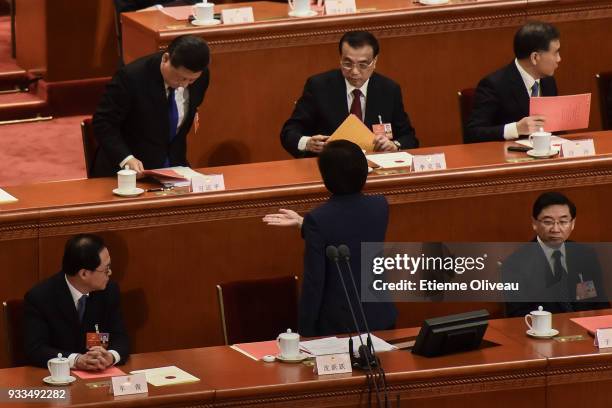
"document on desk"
230,340,279,361
570,315,612,335
130,366,199,387
515,135,571,149
328,114,376,152
529,94,591,132
0,188,17,204
159,5,192,20
300,335,396,356
144,166,206,188
366,152,413,168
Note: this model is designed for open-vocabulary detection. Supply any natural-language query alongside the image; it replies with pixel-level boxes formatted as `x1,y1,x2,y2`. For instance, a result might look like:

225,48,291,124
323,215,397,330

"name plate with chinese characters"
221,7,255,25
412,153,447,172
325,0,356,15
560,139,595,158
315,353,352,375
595,328,612,349
111,373,148,396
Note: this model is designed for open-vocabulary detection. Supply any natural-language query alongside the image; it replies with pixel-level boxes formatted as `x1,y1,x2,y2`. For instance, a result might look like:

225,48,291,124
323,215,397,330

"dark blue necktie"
77,295,87,323
531,81,539,97
165,87,179,167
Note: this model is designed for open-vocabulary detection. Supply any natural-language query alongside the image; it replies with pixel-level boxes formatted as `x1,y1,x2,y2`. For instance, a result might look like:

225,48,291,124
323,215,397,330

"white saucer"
526,147,560,158
276,352,309,363
288,10,317,17
43,375,76,386
112,187,144,197
526,329,559,339
191,19,221,26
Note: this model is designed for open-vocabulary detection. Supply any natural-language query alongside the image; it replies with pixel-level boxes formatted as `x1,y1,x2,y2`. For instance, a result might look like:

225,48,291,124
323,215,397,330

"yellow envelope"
130,366,199,387
328,114,376,152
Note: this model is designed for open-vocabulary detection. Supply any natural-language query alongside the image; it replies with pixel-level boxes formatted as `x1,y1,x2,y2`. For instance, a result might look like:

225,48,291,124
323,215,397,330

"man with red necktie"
280,31,419,158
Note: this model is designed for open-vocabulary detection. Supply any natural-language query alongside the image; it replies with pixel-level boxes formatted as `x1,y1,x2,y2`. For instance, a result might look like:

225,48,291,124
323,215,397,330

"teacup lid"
278,328,299,339
49,353,67,363
117,165,136,176
531,305,549,315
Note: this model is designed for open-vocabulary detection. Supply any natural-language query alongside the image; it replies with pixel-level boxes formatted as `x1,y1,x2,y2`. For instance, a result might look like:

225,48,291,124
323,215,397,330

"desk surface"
2,311,612,408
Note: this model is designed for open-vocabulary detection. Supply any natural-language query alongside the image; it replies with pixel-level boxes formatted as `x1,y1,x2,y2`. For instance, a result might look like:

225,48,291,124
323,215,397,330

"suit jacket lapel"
331,70,349,126
507,62,530,118
364,74,379,127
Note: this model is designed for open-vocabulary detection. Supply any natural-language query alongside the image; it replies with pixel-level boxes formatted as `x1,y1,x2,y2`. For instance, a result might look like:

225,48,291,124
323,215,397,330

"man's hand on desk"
262,209,303,229
374,135,399,152
306,135,330,154
75,350,109,371
125,158,145,177
88,346,115,367
517,115,546,136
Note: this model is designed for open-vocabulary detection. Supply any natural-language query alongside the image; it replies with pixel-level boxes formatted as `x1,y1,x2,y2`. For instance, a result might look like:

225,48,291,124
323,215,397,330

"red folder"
142,169,188,180
570,315,612,335
230,340,278,361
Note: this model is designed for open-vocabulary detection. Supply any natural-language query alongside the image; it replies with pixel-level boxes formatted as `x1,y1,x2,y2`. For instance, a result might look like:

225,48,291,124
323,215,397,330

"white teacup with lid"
117,165,137,194
47,353,70,382
529,128,552,155
525,306,553,335
277,328,300,359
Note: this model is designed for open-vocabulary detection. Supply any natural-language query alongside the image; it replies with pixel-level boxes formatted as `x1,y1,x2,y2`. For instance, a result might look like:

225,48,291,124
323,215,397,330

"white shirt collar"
345,78,369,99
64,274,88,308
536,235,566,260
514,58,539,95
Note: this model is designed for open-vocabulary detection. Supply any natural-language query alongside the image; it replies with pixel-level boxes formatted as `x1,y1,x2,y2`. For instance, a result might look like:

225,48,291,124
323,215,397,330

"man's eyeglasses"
340,59,376,71
537,219,572,228
93,264,112,275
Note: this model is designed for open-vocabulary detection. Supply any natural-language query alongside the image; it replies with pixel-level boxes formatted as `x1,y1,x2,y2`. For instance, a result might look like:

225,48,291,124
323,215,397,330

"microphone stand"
326,245,383,408
338,244,392,408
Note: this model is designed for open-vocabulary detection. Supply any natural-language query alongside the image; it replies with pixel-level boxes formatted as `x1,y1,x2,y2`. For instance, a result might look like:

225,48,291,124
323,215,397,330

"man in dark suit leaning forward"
280,31,418,158
92,35,210,177
24,234,129,370
503,192,609,317
465,22,561,143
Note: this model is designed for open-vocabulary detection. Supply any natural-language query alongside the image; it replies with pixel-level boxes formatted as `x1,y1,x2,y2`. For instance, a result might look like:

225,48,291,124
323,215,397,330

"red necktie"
350,89,363,121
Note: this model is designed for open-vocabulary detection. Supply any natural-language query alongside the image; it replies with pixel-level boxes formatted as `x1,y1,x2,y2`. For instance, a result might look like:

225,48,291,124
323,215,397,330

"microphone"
326,245,383,407
338,244,391,407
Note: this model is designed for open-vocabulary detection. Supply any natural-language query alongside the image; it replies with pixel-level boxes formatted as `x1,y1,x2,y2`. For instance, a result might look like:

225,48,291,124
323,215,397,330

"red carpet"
0,116,87,187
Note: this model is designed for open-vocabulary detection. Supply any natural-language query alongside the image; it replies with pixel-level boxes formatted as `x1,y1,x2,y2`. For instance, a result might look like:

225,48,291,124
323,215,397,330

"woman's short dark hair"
167,35,210,72
318,140,368,195
338,31,380,57
532,192,576,219
62,234,106,276
514,21,560,60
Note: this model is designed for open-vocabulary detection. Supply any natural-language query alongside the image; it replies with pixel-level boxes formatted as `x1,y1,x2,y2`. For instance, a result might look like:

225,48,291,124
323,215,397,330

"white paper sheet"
0,188,17,204
130,366,199,387
366,152,413,168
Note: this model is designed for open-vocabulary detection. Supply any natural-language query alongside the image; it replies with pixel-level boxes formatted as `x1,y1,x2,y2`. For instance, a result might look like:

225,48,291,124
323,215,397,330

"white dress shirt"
297,79,370,152
64,275,120,368
503,59,541,140
536,236,568,276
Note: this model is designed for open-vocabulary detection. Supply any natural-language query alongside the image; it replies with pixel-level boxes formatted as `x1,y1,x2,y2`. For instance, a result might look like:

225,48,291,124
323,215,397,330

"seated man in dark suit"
92,35,210,177
503,192,609,317
264,141,397,336
465,22,561,143
24,234,130,370
280,31,418,158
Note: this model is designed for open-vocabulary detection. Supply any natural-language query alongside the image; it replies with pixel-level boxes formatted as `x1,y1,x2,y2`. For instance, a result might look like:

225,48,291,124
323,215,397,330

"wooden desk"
121,0,612,167
0,323,548,408
2,132,612,368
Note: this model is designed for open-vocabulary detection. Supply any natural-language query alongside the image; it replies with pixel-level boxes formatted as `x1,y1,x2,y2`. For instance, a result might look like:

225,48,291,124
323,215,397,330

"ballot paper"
300,335,396,356
367,152,413,168
328,114,376,152
0,188,17,204
529,94,591,132
130,366,199,387
515,135,571,149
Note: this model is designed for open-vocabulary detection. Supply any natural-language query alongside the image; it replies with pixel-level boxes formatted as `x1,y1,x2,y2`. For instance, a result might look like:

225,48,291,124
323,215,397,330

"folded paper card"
130,366,199,387
230,340,278,361
0,188,17,204
529,94,591,132
328,114,375,152
570,315,612,335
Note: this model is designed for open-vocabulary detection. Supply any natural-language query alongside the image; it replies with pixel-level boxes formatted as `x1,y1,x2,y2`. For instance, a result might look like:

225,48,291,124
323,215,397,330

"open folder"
328,114,376,152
